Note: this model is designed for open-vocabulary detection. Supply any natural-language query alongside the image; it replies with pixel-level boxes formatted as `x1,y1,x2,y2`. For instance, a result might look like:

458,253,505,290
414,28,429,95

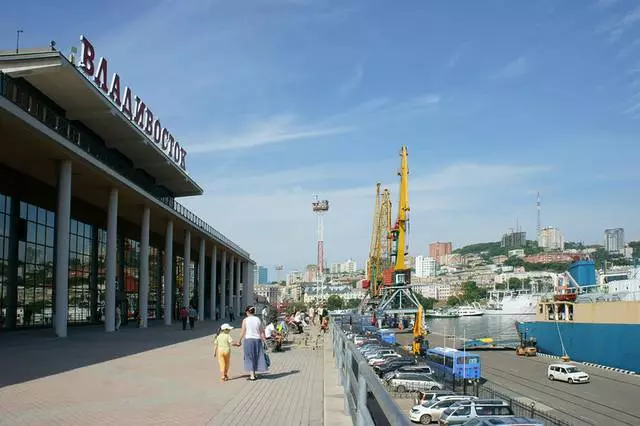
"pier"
0,320,351,426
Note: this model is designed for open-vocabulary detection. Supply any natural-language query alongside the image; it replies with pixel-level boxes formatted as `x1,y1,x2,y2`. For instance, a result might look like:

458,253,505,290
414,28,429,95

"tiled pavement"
0,320,325,426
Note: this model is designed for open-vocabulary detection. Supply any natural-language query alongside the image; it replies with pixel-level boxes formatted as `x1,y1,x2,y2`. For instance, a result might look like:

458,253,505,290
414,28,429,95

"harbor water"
427,314,531,343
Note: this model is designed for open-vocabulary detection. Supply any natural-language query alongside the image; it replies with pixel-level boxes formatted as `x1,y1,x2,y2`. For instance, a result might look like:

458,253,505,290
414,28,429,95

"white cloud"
181,161,551,271
188,115,352,153
338,61,366,96
492,56,532,80
594,0,620,9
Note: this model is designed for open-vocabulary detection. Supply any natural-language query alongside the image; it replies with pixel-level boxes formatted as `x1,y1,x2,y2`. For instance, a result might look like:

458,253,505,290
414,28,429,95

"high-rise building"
304,264,318,282
253,265,269,284
604,228,625,253
415,255,437,277
330,259,357,274
501,231,526,249
429,242,452,262
286,271,304,285
538,227,565,251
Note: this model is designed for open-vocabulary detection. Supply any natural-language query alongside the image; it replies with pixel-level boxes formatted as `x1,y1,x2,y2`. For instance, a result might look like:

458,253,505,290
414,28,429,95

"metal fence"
331,319,411,426
340,315,573,426
0,71,249,258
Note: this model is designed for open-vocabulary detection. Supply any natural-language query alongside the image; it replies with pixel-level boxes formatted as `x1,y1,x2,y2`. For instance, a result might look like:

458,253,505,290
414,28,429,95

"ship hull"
518,321,640,373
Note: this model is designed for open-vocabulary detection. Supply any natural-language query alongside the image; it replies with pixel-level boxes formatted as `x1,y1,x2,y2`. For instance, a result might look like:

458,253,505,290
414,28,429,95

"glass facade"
68,219,93,323
17,201,55,327
0,194,229,330
0,194,10,328
123,238,140,323
148,246,163,319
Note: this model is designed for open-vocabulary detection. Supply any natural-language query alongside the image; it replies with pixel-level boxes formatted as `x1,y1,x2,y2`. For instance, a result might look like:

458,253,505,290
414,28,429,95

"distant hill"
454,242,505,257
455,240,543,257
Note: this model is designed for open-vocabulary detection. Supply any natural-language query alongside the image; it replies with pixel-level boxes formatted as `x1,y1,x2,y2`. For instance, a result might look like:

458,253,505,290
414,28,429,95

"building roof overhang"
0,49,202,197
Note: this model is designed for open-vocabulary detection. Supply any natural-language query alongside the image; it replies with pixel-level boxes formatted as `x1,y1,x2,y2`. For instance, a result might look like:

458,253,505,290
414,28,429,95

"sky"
2,0,640,276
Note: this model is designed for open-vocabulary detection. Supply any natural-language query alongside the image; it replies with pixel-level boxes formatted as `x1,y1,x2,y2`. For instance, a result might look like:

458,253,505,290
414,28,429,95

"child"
214,323,237,381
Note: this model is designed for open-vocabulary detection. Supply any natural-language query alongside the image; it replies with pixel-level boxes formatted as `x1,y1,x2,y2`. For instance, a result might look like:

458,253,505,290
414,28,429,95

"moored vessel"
518,259,640,373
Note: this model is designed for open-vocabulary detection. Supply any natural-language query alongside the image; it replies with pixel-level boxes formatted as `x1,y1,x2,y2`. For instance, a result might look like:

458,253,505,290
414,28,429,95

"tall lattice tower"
536,192,541,238
312,197,329,299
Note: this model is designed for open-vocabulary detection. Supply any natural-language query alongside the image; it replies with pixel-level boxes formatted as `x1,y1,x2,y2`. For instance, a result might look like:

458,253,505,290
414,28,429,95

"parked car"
398,365,433,375
460,417,544,425
365,349,398,360
386,372,443,392
547,363,590,384
410,395,478,424
374,357,417,376
369,353,402,366
413,390,456,406
439,399,514,425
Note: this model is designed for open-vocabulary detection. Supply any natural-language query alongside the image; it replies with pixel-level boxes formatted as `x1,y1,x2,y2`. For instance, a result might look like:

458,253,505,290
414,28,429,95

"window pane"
37,207,46,224
27,204,37,222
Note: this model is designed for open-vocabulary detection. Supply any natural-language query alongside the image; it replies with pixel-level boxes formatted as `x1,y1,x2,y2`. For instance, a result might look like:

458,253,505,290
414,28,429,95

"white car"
368,353,401,366
547,363,590,384
365,349,397,360
409,395,477,424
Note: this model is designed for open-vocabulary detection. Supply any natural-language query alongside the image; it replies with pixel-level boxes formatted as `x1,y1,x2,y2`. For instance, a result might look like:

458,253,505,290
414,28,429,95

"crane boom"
393,146,410,284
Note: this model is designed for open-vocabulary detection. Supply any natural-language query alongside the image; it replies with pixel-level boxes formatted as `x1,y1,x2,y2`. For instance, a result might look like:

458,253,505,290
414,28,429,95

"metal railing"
0,72,248,258
331,319,411,426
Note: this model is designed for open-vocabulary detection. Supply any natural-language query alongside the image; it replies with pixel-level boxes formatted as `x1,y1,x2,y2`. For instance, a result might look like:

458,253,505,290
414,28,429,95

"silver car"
386,372,443,392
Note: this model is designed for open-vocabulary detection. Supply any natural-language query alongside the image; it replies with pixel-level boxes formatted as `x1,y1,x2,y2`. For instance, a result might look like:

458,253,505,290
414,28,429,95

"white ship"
454,302,484,317
484,290,542,315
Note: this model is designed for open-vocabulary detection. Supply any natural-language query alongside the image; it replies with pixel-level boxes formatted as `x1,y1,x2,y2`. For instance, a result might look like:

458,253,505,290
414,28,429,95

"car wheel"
568,378,573,384
397,385,406,393
420,414,432,424
548,375,554,381
430,386,440,390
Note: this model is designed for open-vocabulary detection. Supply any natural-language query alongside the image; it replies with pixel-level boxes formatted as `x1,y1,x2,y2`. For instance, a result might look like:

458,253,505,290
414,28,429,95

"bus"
425,347,481,380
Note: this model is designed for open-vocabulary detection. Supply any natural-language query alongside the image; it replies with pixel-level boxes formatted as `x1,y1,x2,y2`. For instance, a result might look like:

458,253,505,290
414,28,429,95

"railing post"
356,361,369,426
343,351,351,416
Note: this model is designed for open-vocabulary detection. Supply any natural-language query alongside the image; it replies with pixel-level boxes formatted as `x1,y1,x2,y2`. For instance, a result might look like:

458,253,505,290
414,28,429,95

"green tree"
460,281,486,302
415,294,436,310
345,298,361,309
285,301,307,315
504,256,524,267
508,277,523,290
326,295,344,311
447,296,460,306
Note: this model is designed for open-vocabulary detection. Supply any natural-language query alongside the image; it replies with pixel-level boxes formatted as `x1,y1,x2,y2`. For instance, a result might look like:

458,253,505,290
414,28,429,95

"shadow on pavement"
261,369,300,380
0,319,236,388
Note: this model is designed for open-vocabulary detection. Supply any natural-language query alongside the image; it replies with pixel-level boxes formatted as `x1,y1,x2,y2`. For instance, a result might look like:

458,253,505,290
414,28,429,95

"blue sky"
3,0,640,275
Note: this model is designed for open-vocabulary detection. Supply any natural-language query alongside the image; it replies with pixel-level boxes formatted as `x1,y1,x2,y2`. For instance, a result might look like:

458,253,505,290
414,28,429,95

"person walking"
309,306,316,326
188,305,197,330
180,306,189,331
237,306,268,381
214,323,238,382
115,305,121,331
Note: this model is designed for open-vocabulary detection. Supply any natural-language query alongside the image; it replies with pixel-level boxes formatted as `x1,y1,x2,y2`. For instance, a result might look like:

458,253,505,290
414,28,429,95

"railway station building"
0,36,255,336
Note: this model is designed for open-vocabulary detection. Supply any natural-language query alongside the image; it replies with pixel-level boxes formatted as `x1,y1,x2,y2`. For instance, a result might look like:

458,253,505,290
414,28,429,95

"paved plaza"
0,321,333,426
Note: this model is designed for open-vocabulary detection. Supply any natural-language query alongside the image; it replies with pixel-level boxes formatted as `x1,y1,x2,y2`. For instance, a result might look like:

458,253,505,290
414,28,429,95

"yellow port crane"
365,183,393,297
392,145,410,285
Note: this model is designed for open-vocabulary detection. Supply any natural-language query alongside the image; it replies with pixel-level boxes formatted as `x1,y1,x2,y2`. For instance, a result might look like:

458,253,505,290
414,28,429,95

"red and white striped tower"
312,197,329,300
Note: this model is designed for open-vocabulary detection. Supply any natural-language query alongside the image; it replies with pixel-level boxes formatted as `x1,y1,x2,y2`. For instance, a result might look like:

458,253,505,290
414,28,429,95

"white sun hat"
220,323,234,331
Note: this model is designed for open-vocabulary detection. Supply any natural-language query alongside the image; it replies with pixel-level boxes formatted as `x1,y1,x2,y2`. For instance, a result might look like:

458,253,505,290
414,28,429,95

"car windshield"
565,367,580,373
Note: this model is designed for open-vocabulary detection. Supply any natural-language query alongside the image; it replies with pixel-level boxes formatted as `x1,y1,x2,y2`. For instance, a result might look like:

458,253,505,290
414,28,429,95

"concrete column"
105,188,118,332
139,206,150,328
183,230,191,308
243,261,250,308
220,250,227,319
235,257,241,316
210,244,217,320
229,255,235,317
164,221,173,325
198,238,205,320
248,262,255,307
54,160,72,338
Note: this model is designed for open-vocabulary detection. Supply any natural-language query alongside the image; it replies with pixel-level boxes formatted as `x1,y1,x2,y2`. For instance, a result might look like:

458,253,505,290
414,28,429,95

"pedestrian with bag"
236,306,268,381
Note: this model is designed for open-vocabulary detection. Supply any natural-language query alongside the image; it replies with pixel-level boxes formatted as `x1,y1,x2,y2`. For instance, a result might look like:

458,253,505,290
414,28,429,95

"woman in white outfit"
238,306,268,381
